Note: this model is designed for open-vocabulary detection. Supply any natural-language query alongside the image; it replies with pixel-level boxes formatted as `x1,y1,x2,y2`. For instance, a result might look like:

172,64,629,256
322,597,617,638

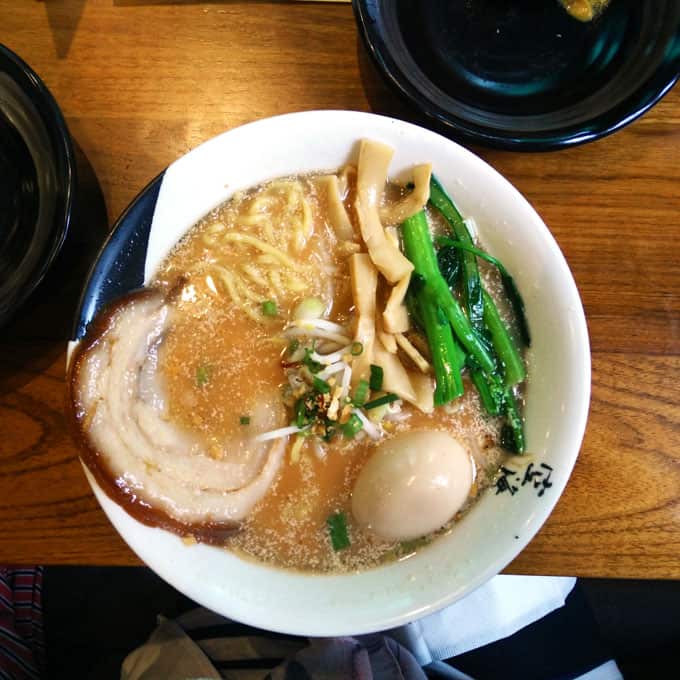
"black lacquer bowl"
353,0,680,150
0,45,75,325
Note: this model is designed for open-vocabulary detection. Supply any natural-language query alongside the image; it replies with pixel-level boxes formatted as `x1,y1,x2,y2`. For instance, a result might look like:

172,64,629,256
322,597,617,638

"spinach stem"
401,210,495,375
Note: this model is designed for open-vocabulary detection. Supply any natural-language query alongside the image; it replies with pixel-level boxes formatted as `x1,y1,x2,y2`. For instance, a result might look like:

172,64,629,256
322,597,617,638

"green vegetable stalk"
429,176,483,329
435,236,531,348
419,294,464,404
401,210,495,375
428,174,528,452
482,290,526,389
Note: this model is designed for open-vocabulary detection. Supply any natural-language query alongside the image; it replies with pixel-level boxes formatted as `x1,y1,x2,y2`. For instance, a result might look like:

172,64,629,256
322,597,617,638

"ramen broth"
152,175,510,572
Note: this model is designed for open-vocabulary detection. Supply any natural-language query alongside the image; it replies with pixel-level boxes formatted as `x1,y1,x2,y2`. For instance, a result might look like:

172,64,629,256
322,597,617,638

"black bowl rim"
71,172,164,341
352,0,680,151
0,44,76,321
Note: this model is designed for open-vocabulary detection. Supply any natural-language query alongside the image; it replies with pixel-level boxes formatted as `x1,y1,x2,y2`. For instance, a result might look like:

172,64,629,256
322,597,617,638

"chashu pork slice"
68,289,286,542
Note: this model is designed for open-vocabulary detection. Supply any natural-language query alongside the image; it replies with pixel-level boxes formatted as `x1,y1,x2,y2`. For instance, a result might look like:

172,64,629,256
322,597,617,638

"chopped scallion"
352,379,370,406
288,339,300,354
326,512,350,551
350,341,364,356
293,297,325,321
313,376,331,394
302,348,323,374
261,300,278,317
239,415,251,425
294,397,310,427
342,413,363,438
195,365,210,387
369,364,384,391
363,393,399,410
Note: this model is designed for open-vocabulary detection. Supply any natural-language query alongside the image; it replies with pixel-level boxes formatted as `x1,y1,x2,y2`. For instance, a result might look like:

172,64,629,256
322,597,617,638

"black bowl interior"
353,0,680,149
0,45,75,326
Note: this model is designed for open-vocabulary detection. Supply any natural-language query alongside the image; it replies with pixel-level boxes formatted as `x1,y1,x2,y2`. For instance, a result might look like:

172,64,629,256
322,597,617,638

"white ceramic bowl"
77,111,590,636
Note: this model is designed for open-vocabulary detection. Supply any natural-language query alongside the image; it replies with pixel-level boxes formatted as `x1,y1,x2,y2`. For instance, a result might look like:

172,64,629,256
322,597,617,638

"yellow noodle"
203,233,222,247
213,266,241,306
283,273,307,292
240,264,269,288
257,254,281,267
249,195,277,212
293,219,306,254
234,277,262,303
236,215,269,227
242,305,264,322
204,274,218,295
301,194,313,239
221,233,300,268
211,266,261,321
268,269,286,299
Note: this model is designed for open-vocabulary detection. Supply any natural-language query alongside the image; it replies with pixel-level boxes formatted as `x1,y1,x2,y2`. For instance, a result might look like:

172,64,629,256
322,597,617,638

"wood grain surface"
1,0,679,576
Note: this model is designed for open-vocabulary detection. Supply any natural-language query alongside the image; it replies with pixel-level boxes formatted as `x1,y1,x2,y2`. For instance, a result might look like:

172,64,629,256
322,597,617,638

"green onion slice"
363,393,399,410
302,348,323,374
352,379,370,406
196,365,210,387
326,512,350,551
313,376,331,394
369,364,383,391
342,413,363,438
350,341,363,356
294,397,311,427
261,300,278,317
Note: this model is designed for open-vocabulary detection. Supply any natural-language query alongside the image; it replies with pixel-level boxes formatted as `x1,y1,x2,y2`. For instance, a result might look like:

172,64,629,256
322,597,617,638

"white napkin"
388,575,577,665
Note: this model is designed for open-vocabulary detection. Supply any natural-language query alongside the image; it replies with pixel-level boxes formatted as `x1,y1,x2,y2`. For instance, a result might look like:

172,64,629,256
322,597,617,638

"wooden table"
1,0,678,578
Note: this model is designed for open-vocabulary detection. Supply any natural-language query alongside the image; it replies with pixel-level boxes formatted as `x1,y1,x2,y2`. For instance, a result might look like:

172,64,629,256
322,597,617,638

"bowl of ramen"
67,111,590,635
353,0,680,150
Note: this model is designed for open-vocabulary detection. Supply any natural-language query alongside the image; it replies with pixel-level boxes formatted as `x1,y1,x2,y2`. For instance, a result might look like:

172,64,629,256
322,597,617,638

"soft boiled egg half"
351,430,475,542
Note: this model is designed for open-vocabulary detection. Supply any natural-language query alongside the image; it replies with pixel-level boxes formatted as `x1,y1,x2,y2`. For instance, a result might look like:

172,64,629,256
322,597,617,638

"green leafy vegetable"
436,245,461,289
435,236,530,347
482,290,526,389
429,175,528,450
430,177,503,415
429,175,484,330
401,210,493,406
327,512,350,551
468,364,503,416
401,211,495,374
502,390,525,453
419,295,465,404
